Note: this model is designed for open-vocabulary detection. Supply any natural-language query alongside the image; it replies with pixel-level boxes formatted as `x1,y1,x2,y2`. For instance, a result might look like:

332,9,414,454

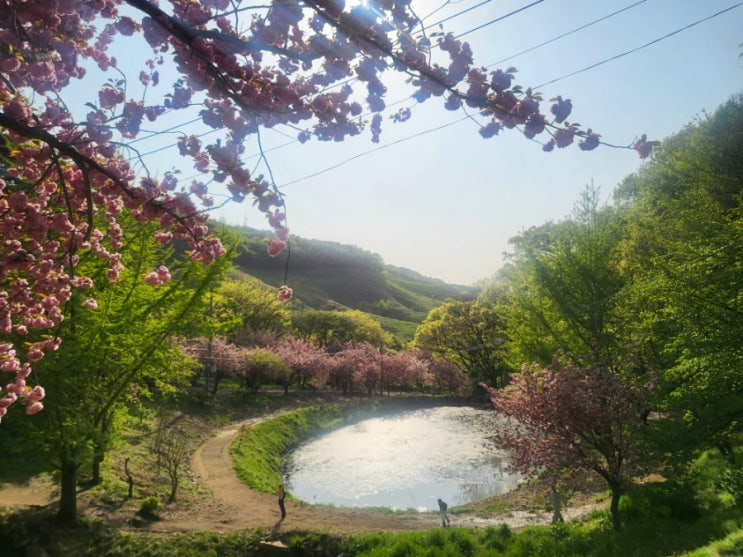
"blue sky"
82,0,743,285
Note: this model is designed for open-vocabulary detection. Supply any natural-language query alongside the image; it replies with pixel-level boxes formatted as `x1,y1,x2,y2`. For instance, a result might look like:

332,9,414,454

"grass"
231,403,346,494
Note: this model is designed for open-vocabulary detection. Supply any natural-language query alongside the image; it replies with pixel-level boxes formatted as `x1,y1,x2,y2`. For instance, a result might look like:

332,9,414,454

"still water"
284,406,519,512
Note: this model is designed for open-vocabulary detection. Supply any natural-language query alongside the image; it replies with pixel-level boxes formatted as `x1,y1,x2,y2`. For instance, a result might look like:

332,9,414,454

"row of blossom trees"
186,335,469,396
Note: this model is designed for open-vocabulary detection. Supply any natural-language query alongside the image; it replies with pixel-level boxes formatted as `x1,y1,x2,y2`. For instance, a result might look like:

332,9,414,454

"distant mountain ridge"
229,225,480,326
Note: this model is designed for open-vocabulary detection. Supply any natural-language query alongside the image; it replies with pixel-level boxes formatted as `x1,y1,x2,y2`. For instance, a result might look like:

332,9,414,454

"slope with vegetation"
231,228,479,318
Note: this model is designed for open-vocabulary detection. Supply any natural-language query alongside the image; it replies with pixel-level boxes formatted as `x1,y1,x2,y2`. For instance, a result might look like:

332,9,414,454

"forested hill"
227,225,480,322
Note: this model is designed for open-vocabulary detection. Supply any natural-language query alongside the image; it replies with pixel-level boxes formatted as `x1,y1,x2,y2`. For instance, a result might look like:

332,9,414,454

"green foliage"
136,496,162,519
501,184,628,372
107,529,265,557
215,275,291,342
242,349,292,393
613,97,743,449
620,482,700,524
292,309,394,349
678,528,743,557
412,298,510,387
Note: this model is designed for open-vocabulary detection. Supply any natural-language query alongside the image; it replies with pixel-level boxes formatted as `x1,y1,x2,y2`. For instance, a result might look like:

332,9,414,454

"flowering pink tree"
326,341,378,394
184,335,244,392
486,361,653,531
379,350,432,394
0,0,655,420
272,336,327,390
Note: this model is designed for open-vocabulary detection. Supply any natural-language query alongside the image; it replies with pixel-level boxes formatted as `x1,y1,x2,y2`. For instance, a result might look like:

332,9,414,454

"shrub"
137,496,162,520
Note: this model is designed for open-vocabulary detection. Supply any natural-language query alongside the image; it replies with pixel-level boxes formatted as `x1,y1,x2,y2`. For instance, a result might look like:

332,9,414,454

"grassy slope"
228,226,479,342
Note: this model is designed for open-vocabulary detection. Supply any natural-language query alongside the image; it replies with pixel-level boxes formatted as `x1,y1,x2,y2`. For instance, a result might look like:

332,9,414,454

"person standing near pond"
547,483,567,524
278,484,286,519
437,498,450,527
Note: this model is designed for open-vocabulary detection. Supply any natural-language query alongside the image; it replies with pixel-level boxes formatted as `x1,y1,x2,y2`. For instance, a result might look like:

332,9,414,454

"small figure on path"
437,498,450,527
547,483,567,524
278,484,286,519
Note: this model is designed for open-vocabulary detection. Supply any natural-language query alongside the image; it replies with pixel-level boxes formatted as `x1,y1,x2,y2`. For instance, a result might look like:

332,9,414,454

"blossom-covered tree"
185,335,245,392
272,336,327,389
0,0,655,419
486,360,654,531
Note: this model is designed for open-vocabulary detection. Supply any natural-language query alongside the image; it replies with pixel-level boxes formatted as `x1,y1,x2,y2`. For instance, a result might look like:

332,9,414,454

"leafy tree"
17,217,227,523
215,276,291,344
502,185,628,371
487,359,653,531
292,309,393,349
327,341,380,394
184,335,244,393
241,348,291,394
272,336,327,389
412,299,509,387
0,0,653,420
428,357,470,394
379,351,431,395
615,98,743,456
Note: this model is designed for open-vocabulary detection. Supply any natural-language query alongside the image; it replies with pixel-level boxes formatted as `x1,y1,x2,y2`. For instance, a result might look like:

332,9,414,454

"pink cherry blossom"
25,401,44,415
277,285,293,302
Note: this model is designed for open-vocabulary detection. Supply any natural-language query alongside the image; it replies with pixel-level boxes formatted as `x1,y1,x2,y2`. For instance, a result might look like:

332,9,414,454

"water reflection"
284,406,520,511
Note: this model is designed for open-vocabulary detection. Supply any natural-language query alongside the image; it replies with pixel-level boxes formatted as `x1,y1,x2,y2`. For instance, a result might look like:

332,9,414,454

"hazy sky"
98,0,743,286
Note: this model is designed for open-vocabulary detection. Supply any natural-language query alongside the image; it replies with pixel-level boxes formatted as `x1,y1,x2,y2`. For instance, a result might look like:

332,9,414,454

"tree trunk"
124,458,134,498
168,471,178,503
609,485,622,531
91,447,104,485
57,458,78,524
210,370,222,394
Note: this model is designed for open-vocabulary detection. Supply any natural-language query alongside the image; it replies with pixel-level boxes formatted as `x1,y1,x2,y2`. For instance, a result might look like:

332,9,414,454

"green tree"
412,299,509,387
216,276,291,344
615,98,743,455
502,185,628,371
21,218,229,523
292,309,393,349
242,349,292,394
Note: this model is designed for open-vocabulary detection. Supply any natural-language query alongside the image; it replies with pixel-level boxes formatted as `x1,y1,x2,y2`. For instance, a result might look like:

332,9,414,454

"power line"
280,116,470,187
534,2,743,89
489,0,648,67
267,3,743,189
425,0,495,29
455,0,544,39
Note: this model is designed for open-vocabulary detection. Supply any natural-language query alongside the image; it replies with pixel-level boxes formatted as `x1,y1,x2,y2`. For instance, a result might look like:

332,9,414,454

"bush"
718,468,743,505
621,482,700,524
137,496,162,520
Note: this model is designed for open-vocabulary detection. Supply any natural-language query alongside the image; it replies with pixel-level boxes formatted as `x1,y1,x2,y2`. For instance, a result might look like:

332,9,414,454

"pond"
284,405,520,512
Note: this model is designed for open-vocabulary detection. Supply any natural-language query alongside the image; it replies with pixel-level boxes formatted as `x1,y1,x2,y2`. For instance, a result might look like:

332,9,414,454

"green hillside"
227,225,479,334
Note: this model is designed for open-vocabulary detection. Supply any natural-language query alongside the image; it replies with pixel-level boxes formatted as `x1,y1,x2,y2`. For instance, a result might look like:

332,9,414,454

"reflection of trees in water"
455,455,518,505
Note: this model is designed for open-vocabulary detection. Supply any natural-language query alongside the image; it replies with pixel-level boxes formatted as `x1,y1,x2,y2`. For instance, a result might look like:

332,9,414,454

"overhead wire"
424,0,495,29
455,0,544,39
534,2,743,89
488,0,648,67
